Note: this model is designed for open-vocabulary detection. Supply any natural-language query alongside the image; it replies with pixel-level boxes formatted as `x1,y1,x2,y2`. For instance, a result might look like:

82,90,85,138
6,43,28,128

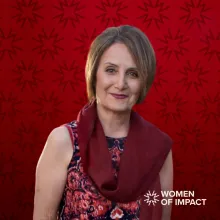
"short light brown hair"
85,25,156,104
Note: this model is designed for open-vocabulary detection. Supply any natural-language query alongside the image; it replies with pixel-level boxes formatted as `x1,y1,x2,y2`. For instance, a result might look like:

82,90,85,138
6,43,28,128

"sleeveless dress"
57,121,141,220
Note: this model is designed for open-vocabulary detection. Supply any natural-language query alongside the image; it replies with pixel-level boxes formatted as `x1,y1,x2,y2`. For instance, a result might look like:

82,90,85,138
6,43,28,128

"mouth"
110,93,128,99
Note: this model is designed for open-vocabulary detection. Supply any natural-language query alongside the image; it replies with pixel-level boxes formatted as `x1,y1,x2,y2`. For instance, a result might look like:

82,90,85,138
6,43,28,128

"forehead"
100,43,136,67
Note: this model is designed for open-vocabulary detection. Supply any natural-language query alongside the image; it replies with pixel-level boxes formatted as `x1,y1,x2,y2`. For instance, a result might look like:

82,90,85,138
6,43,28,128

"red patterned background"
0,0,220,219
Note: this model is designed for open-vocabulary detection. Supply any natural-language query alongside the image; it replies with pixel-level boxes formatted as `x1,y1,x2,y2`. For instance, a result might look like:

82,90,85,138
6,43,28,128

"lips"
110,93,128,99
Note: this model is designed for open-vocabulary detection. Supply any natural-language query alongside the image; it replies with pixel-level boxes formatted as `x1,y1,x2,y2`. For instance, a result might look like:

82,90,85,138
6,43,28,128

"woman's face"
95,43,142,113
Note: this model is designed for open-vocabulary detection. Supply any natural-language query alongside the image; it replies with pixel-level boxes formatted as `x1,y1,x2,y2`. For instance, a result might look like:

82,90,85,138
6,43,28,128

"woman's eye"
106,68,115,73
128,71,138,77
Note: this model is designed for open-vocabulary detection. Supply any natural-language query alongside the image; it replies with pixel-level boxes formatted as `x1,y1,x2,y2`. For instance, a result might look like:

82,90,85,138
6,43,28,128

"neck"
96,102,131,138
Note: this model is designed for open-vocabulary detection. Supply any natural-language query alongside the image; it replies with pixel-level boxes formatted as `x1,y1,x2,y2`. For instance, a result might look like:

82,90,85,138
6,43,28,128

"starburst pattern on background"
133,100,148,116
12,0,43,28
0,212,20,220
12,61,43,91
157,29,190,61
196,93,220,124
74,91,88,105
96,0,128,28
13,122,43,153
53,61,84,91
16,185,35,212
0,153,23,184
177,61,209,92
71,90,88,115
73,28,97,60
33,92,63,121
32,28,64,60
199,30,220,61
180,0,211,29
193,153,220,185
156,92,187,124
138,0,169,29
53,0,85,28
176,123,206,152
0,29,22,60
153,64,168,92
0,92,23,122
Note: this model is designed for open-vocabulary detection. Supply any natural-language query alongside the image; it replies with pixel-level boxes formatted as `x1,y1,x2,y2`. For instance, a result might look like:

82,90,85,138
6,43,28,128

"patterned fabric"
57,121,141,220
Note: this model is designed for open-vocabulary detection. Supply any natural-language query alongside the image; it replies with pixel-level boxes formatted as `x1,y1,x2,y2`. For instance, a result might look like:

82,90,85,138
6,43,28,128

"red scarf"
76,99,172,219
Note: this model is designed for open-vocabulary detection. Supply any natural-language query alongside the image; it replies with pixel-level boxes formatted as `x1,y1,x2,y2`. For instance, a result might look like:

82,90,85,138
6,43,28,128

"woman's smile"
110,93,129,99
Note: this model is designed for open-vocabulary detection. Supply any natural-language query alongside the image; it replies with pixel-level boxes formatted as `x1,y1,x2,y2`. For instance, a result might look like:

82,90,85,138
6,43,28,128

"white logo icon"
144,191,160,206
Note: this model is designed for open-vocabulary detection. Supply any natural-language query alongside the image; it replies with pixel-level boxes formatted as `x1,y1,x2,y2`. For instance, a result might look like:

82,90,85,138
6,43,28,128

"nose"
115,71,128,90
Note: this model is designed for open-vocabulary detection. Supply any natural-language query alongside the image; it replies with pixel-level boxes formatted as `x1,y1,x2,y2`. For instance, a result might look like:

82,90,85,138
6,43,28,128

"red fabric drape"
0,0,219,219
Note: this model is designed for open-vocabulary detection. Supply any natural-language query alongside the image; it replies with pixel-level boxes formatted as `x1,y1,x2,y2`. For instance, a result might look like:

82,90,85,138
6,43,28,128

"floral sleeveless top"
57,121,141,219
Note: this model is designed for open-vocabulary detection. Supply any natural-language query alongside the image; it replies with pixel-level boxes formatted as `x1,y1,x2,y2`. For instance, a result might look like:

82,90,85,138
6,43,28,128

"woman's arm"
33,126,73,220
159,150,173,220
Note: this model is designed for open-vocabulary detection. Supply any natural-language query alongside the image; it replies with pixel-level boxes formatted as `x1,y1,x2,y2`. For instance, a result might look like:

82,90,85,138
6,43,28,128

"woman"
33,25,173,220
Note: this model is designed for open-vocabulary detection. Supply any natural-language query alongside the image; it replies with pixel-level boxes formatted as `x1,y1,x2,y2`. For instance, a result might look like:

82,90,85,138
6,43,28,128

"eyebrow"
104,62,138,70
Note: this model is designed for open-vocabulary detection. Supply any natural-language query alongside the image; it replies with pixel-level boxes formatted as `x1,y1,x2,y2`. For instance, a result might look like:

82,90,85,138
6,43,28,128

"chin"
104,103,132,113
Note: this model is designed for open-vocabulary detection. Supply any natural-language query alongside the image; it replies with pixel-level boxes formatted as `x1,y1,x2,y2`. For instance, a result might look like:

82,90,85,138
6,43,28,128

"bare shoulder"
48,125,72,145
40,125,74,167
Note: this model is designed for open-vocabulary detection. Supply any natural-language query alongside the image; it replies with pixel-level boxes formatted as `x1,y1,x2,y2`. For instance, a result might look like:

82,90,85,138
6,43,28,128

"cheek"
95,71,104,89
96,73,113,89
130,82,142,95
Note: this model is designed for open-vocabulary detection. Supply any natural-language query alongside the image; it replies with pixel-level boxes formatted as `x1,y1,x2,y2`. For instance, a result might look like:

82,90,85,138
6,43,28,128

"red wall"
0,0,219,219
